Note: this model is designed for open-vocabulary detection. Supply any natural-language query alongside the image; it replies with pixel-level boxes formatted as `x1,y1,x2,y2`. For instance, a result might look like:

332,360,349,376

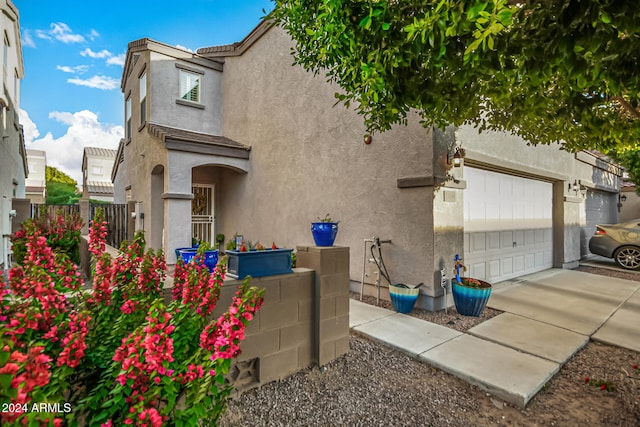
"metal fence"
90,203,128,249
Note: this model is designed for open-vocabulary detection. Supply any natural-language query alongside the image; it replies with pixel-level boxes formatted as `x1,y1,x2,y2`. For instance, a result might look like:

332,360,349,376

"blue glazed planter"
226,248,293,279
451,279,492,317
311,222,338,246
389,283,420,314
178,249,219,273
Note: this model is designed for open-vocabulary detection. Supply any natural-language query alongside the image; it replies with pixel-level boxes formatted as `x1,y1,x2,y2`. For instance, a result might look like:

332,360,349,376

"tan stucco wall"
218,26,435,288
120,49,169,250
620,188,640,222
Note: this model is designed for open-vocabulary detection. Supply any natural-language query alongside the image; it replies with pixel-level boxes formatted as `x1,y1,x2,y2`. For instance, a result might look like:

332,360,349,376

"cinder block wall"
212,269,316,393
80,240,351,395
296,245,350,366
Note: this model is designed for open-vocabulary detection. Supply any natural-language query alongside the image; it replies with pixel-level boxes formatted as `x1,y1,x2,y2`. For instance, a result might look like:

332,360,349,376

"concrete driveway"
350,268,640,407
487,268,640,352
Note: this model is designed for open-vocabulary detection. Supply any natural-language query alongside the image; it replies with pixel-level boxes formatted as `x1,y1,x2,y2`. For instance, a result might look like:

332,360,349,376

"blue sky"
14,0,274,183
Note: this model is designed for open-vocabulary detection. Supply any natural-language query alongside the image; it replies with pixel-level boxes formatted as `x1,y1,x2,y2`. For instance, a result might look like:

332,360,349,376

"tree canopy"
271,0,640,153
46,166,77,187
45,166,80,204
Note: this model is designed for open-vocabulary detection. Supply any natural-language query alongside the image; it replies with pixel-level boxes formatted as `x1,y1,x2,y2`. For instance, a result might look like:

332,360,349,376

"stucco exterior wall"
218,26,435,288
620,188,640,222
120,49,168,249
0,0,24,269
148,52,223,135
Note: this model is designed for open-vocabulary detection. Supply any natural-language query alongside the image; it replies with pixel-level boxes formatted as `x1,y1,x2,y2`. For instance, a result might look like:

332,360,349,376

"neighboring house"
620,180,640,222
82,147,117,202
25,149,46,203
114,21,621,311
0,0,24,270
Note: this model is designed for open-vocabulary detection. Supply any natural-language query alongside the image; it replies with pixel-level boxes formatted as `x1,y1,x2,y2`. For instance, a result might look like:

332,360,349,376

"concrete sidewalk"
349,268,640,408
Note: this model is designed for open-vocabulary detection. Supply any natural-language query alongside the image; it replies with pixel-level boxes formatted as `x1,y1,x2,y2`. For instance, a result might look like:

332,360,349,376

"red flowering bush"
10,209,83,266
0,209,264,426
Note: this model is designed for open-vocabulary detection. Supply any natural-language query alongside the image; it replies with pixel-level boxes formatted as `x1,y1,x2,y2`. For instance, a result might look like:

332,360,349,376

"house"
25,149,46,203
0,0,25,270
82,147,117,202
114,21,621,311
620,179,639,222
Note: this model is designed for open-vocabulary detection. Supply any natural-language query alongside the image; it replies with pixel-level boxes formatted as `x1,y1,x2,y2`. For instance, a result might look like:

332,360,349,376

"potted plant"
451,254,492,317
177,241,219,273
311,213,339,246
226,235,293,279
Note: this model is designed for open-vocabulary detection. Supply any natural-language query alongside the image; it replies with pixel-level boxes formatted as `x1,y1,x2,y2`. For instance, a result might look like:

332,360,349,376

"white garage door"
582,190,617,257
463,167,553,283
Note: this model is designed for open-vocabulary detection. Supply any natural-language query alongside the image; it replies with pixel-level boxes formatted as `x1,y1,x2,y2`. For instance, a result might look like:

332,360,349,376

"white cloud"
67,75,119,90
20,109,123,184
88,29,100,41
49,22,85,44
56,65,89,74
35,29,51,41
175,44,194,53
19,109,40,142
22,30,36,48
106,53,126,67
34,23,84,44
80,48,111,59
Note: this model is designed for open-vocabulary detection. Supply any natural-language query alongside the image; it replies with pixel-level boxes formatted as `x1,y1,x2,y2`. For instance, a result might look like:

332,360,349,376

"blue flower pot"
389,283,420,314
178,249,219,273
311,222,338,246
452,279,492,317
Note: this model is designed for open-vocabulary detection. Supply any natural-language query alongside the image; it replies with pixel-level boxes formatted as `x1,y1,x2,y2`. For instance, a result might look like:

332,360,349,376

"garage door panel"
464,167,553,283
582,190,617,257
471,233,486,252
488,259,501,279
501,258,513,275
501,231,513,248
525,230,535,245
514,256,525,273
487,232,500,250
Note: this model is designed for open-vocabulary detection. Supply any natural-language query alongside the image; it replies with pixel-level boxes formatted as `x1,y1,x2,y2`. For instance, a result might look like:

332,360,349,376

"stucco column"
164,159,193,264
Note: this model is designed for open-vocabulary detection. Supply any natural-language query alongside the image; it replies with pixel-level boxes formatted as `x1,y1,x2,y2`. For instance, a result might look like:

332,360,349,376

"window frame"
139,71,147,125
178,69,201,104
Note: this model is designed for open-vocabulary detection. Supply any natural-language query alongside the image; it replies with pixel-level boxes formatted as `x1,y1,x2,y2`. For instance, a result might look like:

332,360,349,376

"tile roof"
147,123,250,151
84,147,118,158
86,181,114,194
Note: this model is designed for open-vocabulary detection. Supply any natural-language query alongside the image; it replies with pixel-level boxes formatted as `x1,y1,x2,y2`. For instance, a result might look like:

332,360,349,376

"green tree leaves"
272,0,640,153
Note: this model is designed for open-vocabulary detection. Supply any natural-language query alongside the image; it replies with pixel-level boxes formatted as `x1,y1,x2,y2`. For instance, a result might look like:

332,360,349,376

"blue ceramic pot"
178,249,219,272
451,279,492,317
389,283,420,314
311,222,338,246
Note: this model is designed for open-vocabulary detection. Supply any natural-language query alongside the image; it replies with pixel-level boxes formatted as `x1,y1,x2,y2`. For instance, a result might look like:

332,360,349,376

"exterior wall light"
448,147,464,167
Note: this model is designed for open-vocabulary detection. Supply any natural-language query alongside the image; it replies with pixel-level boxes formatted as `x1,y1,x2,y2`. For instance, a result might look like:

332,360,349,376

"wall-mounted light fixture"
570,179,579,194
569,179,587,196
617,193,627,211
447,147,465,167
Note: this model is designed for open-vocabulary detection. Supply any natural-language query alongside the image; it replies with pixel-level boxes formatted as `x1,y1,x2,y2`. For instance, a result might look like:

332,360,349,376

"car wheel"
613,246,640,270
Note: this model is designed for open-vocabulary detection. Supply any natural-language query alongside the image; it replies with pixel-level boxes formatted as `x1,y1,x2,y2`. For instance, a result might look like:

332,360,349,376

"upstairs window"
125,96,132,139
179,70,200,103
139,72,147,124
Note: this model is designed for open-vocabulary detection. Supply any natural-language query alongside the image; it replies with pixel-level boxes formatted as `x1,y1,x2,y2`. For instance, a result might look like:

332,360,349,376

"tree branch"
612,96,640,120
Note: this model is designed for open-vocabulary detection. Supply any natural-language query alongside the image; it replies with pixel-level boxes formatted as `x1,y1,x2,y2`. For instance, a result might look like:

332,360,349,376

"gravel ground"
219,266,640,426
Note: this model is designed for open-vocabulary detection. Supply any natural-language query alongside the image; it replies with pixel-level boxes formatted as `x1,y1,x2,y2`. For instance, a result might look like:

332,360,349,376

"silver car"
589,219,640,270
